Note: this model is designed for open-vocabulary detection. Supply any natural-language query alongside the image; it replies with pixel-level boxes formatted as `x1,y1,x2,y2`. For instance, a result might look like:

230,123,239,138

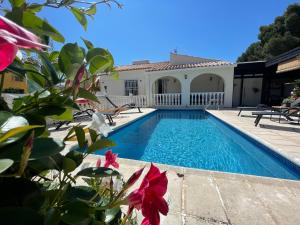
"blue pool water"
95,110,300,180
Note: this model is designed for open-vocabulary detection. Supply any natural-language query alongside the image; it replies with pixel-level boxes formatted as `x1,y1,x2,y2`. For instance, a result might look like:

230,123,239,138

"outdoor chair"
252,107,300,126
54,98,95,130
237,104,270,116
104,95,142,113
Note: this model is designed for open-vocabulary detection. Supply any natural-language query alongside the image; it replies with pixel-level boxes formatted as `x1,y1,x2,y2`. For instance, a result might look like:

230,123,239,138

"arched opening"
190,74,225,106
190,74,224,92
152,76,182,106
152,76,181,94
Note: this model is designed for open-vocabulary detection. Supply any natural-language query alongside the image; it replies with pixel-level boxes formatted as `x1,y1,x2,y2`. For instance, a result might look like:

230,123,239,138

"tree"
237,3,300,62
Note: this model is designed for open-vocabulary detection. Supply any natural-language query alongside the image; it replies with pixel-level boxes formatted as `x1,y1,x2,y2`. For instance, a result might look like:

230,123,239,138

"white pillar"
181,76,190,107
145,75,152,107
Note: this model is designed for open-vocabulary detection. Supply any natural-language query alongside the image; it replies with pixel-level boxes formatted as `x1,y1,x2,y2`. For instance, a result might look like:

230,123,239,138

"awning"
277,56,300,73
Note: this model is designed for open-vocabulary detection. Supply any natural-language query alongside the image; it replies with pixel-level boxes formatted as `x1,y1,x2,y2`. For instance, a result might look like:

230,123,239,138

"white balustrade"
190,92,224,107
95,92,223,108
152,93,182,106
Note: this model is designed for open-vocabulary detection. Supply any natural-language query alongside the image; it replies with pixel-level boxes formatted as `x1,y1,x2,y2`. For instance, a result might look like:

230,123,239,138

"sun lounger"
237,104,270,116
252,107,300,126
104,96,142,113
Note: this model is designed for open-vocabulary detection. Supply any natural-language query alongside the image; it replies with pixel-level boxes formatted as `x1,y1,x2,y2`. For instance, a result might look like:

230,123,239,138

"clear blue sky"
39,0,299,65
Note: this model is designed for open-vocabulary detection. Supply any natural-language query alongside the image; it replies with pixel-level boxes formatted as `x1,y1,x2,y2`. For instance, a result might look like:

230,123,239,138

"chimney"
132,60,150,65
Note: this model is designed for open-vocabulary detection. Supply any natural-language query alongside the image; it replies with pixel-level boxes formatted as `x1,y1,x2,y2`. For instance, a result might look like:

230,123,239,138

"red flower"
127,164,168,225
73,64,85,87
124,167,144,190
96,158,101,167
0,16,47,71
104,150,119,169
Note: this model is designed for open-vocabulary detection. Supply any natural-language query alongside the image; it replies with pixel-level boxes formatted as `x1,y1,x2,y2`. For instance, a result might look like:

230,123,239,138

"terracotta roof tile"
115,60,233,72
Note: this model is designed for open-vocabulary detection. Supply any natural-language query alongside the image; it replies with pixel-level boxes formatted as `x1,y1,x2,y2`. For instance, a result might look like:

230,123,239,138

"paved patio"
50,108,300,225
208,109,300,166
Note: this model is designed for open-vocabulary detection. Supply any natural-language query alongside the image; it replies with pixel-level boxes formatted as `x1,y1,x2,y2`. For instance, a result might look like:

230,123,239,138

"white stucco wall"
190,74,224,92
99,70,147,96
152,76,181,94
99,65,235,107
147,65,234,107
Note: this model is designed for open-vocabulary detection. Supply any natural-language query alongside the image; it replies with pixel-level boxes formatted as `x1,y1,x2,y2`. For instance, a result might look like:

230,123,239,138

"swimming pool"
95,110,300,180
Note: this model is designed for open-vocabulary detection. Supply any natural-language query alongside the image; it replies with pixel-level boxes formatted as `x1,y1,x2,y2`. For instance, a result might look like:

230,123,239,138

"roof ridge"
170,52,223,62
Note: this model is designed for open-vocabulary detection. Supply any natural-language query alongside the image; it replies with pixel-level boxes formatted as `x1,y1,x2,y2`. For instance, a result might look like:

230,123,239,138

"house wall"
148,65,234,107
152,76,181,93
3,72,27,93
99,70,147,96
100,65,235,107
190,74,224,92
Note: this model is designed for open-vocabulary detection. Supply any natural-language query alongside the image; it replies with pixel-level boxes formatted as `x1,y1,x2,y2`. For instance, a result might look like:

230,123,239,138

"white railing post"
189,92,225,108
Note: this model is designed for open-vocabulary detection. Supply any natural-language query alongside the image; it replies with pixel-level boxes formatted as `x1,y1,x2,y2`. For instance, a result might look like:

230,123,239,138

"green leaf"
0,112,30,146
88,128,98,143
0,207,43,225
39,52,60,85
44,208,60,225
0,125,43,145
66,186,97,202
0,159,14,174
28,153,64,173
63,0,75,5
81,37,94,49
58,43,85,79
111,71,119,80
61,201,92,225
49,51,60,62
9,0,24,7
26,3,43,13
0,138,65,161
74,126,86,148
22,12,65,43
65,150,83,167
76,167,120,178
0,111,13,126
64,127,75,141
31,138,65,160
24,63,47,88
77,87,99,103
86,48,114,74
105,207,121,223
88,139,116,153
63,157,77,173
50,108,73,121
70,7,87,30
85,4,96,15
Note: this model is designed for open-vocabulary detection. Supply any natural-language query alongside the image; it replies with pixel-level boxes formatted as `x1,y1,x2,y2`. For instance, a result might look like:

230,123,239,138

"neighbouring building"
2,72,27,94
99,53,235,108
234,46,300,106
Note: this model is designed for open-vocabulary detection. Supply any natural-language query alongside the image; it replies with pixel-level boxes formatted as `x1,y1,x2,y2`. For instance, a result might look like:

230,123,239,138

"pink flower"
96,158,101,167
127,164,168,225
0,16,48,71
73,64,85,87
124,167,144,190
104,150,119,169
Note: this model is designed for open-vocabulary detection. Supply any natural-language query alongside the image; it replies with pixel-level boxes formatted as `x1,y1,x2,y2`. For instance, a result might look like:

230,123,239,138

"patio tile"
185,215,229,225
161,213,183,225
184,174,228,222
212,176,277,225
251,181,300,225
164,169,183,214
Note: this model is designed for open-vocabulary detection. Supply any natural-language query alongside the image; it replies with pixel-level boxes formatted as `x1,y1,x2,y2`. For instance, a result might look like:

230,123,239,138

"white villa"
99,53,235,108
